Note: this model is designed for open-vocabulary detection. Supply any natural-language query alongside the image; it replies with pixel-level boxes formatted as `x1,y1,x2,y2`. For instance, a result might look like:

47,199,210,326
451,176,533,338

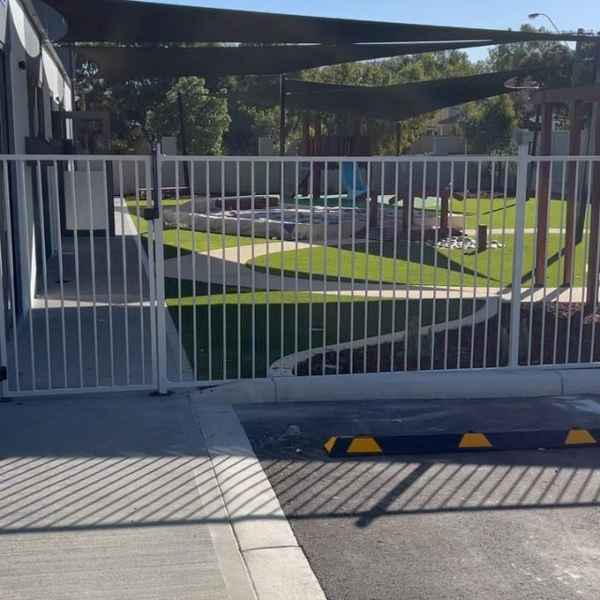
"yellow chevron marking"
347,437,382,454
459,433,492,449
565,429,597,445
323,437,338,454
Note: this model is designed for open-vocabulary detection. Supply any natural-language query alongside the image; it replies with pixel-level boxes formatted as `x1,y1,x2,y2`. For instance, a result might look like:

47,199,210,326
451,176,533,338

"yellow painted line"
347,437,383,455
323,436,337,454
565,428,597,446
459,432,492,449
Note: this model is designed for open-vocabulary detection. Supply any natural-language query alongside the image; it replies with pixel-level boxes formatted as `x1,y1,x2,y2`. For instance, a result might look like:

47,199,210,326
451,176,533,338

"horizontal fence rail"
1,148,600,396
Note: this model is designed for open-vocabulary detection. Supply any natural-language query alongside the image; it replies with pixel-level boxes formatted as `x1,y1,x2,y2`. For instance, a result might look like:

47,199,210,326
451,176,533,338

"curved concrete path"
269,298,501,376
164,241,594,303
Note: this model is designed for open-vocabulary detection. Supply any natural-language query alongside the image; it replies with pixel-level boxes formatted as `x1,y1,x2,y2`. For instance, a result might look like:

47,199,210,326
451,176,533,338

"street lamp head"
528,13,541,19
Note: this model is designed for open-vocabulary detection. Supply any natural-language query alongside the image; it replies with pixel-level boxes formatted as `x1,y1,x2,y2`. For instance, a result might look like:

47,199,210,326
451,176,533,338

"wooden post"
440,186,450,237
564,101,584,285
477,224,488,253
535,102,553,286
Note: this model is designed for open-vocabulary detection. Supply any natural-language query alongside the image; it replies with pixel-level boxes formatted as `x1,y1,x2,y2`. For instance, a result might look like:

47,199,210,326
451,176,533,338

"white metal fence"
1,147,600,396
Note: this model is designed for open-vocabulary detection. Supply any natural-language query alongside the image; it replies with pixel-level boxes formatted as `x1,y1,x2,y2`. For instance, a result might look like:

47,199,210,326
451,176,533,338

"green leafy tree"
146,77,230,155
461,95,517,154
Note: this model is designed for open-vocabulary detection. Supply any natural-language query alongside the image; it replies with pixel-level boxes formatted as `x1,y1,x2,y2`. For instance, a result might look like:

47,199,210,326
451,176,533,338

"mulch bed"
296,302,600,375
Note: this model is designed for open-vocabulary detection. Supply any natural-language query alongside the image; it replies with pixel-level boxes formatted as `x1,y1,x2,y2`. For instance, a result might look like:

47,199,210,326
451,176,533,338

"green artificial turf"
251,232,590,288
168,296,478,380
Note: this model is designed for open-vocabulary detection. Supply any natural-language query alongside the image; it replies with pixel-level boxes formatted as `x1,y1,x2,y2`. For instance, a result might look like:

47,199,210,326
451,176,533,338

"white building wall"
4,0,72,314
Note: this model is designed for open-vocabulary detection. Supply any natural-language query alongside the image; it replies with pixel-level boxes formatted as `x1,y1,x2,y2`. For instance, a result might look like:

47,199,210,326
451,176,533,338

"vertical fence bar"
539,161,554,364
456,160,468,370
237,161,242,379
350,161,357,374
482,160,495,368
431,161,441,370
221,161,227,380
294,161,300,373
0,162,8,396
495,162,510,368
377,162,385,373
134,161,146,385
404,161,413,373
22,161,38,390
206,160,213,381
308,161,314,375
552,163,568,365
470,162,482,369
144,158,158,388
66,160,84,387
250,161,256,379
2,161,21,392
444,162,454,370
322,160,329,374
102,160,115,386
175,162,183,381
52,161,67,388
390,161,399,372
35,161,52,389
336,160,343,374
526,163,541,367
85,161,99,387
265,161,271,377
190,159,198,381
153,146,168,393
363,161,371,374
577,160,593,363
118,162,131,385
589,158,600,363
417,161,426,371
564,161,580,363
280,161,285,367
509,145,529,368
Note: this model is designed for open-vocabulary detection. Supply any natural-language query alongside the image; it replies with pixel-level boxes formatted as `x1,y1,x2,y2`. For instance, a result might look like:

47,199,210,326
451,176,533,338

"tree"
146,77,230,155
461,95,517,155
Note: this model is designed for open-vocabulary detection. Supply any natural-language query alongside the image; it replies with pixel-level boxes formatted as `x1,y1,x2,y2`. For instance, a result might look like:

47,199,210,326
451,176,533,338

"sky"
141,0,600,60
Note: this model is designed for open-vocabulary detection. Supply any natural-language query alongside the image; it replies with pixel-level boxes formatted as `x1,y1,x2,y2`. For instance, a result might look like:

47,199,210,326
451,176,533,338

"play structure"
531,84,600,305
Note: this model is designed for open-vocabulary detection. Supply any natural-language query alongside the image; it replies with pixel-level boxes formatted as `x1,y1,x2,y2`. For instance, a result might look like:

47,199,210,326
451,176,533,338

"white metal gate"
1,147,600,397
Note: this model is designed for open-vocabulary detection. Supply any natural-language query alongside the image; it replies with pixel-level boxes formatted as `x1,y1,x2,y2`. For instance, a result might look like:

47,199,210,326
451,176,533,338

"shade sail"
247,71,531,122
41,0,584,44
79,41,493,80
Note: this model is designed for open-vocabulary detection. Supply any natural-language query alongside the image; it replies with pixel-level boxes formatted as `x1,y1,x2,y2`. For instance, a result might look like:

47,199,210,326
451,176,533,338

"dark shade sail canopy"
41,0,585,44
79,41,494,80
247,71,532,122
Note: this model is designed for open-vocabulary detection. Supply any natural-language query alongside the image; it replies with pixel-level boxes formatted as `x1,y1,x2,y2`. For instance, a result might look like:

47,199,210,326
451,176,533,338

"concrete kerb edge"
192,367,600,405
190,396,326,600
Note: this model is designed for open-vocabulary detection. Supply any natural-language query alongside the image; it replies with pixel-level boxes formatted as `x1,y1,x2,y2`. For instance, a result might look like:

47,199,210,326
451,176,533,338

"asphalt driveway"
237,396,600,600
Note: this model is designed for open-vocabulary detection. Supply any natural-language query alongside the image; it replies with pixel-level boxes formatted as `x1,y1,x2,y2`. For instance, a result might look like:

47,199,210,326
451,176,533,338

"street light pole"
527,12,561,34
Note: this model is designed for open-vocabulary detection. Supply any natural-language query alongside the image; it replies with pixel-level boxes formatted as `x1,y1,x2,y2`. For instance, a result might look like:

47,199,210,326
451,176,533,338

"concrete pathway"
164,241,597,303
0,392,256,600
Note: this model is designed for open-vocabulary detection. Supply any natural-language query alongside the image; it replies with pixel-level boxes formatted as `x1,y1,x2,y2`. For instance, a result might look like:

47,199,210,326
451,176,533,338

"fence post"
0,218,8,399
508,144,529,367
152,144,169,394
